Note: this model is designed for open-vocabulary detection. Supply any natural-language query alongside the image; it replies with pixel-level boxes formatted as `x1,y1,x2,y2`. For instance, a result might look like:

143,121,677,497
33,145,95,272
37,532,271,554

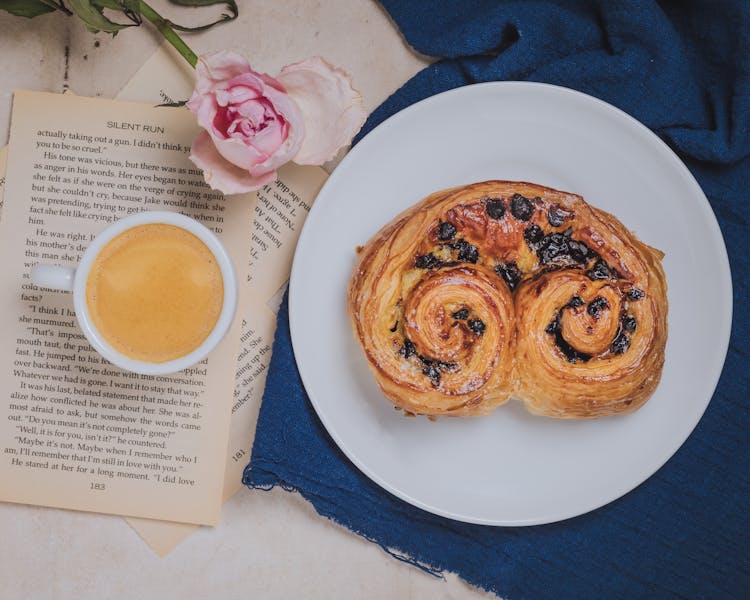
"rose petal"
215,82,262,107
278,56,366,165
188,54,275,134
211,134,266,170
189,131,276,195
210,112,301,176
235,87,306,174
188,92,219,136
235,98,268,124
187,51,312,194
194,51,255,91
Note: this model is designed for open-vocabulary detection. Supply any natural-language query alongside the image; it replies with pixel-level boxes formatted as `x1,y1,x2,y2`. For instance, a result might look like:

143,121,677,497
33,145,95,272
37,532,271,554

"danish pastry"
347,181,667,418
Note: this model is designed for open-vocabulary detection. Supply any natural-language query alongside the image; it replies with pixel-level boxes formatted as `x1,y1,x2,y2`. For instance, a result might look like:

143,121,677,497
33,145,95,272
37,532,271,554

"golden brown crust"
347,181,668,418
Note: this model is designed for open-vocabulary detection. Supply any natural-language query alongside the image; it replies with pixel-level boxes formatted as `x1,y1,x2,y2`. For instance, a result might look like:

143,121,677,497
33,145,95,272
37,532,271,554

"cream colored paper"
118,43,328,554
0,91,255,526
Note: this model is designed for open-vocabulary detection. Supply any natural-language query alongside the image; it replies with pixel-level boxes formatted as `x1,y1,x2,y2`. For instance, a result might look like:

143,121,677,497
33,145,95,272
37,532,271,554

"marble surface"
0,2,496,598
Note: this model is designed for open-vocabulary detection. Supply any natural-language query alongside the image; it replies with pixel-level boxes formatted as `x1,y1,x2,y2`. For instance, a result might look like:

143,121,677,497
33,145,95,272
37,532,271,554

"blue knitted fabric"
244,2,750,597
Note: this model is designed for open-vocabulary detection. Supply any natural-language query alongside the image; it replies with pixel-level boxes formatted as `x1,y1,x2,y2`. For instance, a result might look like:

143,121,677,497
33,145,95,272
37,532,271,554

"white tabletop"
0,2,494,598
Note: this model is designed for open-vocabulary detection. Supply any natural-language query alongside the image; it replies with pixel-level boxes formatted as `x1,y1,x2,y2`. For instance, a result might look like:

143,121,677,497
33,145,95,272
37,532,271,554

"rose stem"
138,0,197,68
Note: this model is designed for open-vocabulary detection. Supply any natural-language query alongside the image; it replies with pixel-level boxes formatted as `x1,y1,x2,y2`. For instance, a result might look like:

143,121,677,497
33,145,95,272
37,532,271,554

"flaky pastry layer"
347,181,667,418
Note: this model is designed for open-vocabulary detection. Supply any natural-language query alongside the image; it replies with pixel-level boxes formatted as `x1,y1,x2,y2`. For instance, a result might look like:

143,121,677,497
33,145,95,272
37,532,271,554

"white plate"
288,82,732,525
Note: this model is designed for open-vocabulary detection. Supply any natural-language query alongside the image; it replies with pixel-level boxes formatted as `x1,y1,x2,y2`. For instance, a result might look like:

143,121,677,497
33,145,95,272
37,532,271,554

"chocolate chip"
587,296,610,319
399,339,416,359
535,229,592,265
415,253,441,269
586,259,612,280
622,315,637,333
484,197,506,220
538,233,570,264
509,194,534,221
627,288,645,301
468,319,486,336
567,240,590,264
420,355,456,370
452,308,469,320
558,338,592,363
538,233,566,262
524,224,544,246
452,239,479,263
495,261,521,291
545,313,591,363
611,330,630,354
567,296,584,309
547,206,565,227
422,361,442,385
418,357,457,386
545,318,561,335
437,221,457,241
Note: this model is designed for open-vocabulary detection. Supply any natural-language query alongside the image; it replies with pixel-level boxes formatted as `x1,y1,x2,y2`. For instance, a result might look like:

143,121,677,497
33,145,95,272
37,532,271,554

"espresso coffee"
85,223,224,363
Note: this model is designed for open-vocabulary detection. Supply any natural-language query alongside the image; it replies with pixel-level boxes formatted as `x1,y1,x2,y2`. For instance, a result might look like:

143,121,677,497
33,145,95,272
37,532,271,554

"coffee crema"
85,223,224,363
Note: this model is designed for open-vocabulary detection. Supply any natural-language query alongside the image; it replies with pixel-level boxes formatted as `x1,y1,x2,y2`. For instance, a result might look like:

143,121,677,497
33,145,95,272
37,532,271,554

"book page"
0,91,255,526
119,43,328,554
0,146,6,213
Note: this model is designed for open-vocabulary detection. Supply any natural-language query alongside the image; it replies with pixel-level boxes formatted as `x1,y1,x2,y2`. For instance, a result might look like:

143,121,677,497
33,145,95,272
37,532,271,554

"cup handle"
31,264,76,292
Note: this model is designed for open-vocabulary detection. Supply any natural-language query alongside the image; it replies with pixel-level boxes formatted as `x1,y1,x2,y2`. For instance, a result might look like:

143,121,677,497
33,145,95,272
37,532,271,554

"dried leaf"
165,0,237,32
0,0,57,18
156,100,188,108
67,0,135,33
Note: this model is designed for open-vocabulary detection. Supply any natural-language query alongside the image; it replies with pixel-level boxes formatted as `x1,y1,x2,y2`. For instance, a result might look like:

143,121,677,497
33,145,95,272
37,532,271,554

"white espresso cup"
31,211,238,376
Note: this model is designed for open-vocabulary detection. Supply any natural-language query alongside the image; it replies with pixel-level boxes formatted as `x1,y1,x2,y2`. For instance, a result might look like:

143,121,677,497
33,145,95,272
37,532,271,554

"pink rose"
187,51,366,195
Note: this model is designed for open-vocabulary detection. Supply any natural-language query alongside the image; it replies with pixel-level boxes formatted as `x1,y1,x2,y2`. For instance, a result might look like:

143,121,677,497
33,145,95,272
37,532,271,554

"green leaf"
91,0,121,8
0,0,58,18
167,0,236,9
119,0,139,12
91,0,142,24
67,0,135,32
164,0,237,32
